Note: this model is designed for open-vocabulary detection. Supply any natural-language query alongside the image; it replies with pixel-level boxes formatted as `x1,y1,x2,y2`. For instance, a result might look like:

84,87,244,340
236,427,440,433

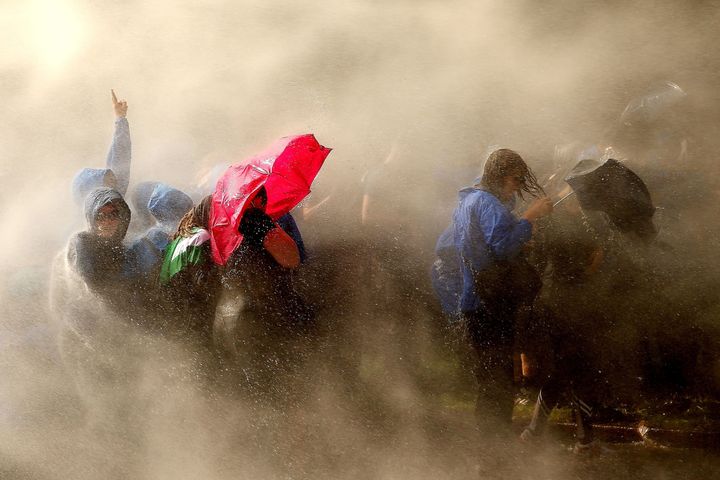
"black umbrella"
564,158,657,242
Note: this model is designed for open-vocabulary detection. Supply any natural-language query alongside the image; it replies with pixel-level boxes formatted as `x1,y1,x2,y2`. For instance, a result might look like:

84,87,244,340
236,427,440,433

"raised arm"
106,89,131,196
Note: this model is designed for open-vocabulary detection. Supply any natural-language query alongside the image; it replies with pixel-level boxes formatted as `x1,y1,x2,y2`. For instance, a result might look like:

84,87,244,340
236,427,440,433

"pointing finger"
111,89,118,104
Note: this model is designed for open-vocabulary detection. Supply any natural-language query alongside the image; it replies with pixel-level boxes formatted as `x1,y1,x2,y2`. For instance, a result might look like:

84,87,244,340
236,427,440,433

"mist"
2,0,720,478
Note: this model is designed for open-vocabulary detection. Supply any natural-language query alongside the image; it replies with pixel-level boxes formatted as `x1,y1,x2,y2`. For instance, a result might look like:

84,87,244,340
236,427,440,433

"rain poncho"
71,117,131,205
127,184,193,279
431,187,532,314
50,187,154,431
50,188,132,345
431,227,463,316
68,188,131,295
71,168,118,205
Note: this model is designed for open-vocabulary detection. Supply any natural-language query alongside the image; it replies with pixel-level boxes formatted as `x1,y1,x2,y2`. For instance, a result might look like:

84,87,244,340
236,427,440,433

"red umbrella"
210,134,331,265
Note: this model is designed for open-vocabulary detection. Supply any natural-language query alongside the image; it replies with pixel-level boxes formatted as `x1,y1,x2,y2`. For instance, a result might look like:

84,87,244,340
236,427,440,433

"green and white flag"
159,228,211,284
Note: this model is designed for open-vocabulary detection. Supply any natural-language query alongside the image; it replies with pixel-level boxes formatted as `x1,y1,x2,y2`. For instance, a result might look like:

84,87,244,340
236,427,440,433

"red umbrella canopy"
210,134,331,265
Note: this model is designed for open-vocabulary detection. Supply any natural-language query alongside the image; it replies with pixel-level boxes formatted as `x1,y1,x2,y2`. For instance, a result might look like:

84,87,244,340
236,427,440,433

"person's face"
500,171,524,200
95,204,121,238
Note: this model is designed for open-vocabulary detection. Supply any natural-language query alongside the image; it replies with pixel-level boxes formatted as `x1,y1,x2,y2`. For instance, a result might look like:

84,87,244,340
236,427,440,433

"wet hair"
175,195,212,239
479,148,544,199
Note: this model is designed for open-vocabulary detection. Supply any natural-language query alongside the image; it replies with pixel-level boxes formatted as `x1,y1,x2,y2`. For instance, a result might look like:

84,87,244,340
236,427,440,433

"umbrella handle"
553,190,575,207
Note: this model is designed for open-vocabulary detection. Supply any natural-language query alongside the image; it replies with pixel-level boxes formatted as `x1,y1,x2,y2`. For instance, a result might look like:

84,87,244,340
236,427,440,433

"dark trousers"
524,324,596,444
462,295,519,436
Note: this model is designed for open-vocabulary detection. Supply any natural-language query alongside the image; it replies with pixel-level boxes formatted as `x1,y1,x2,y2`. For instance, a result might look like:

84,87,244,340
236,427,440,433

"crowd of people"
428,82,717,466
51,92,313,425
50,87,714,465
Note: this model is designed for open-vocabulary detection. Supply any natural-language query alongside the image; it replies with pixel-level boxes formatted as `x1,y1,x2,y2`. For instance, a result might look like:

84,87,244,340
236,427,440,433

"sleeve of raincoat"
67,233,127,294
480,199,532,260
67,234,105,290
277,213,307,263
105,117,131,197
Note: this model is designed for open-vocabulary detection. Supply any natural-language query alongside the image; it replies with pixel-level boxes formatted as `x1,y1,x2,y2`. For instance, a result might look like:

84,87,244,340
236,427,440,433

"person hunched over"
433,148,553,449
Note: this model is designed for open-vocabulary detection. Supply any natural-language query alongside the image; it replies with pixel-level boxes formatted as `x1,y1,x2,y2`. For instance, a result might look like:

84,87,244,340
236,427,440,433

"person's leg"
522,380,561,440
571,390,595,446
463,306,516,433
463,305,523,480
521,323,573,441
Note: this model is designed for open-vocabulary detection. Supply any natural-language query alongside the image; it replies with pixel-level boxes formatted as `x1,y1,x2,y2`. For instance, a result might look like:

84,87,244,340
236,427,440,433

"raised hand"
111,89,128,118
522,197,554,222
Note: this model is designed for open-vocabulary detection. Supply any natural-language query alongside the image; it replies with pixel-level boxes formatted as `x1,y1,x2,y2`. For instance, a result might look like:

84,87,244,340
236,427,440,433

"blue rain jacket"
72,117,131,205
431,227,463,316
432,187,532,314
67,188,131,293
127,184,194,279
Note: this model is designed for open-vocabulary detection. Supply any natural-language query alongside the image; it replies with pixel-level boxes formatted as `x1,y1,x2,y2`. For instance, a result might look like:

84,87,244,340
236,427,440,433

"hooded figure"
67,187,131,301
50,187,148,433
127,184,193,280
50,187,134,401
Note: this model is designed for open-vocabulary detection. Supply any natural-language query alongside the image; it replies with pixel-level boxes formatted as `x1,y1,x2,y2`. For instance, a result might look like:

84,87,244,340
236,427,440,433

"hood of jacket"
72,168,118,205
147,184,193,226
84,187,131,242
458,185,516,211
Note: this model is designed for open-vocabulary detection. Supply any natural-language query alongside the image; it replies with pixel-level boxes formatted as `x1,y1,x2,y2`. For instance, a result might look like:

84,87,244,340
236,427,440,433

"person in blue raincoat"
66,187,132,303
51,187,146,431
126,183,194,280
54,187,133,375
431,227,464,321
71,90,131,207
432,148,553,440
